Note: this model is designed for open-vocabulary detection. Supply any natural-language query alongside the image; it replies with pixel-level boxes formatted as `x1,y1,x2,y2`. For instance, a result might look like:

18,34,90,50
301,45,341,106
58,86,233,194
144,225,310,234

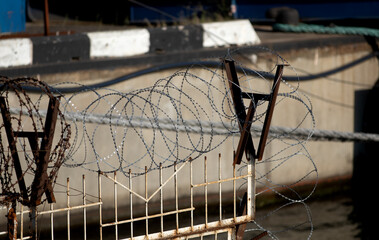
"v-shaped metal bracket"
224,59,286,166
0,96,59,206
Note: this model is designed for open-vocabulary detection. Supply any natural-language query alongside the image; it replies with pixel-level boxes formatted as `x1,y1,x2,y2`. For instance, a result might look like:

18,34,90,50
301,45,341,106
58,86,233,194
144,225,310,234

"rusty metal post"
233,100,258,166
223,61,285,240
43,0,50,36
30,207,38,240
224,60,286,163
256,64,286,161
224,59,256,164
0,95,60,206
7,204,17,240
30,96,60,206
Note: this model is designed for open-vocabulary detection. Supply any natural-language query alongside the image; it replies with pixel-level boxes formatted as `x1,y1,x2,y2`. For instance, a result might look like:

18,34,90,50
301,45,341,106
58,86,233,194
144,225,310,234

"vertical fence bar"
219,153,222,222
249,157,256,220
160,163,163,235
247,159,252,218
20,204,23,240
83,175,87,240
67,177,70,240
145,166,148,237
114,171,118,239
228,229,233,240
190,158,194,230
204,156,208,228
174,161,179,232
50,203,54,240
98,172,103,240
233,164,236,220
129,169,133,239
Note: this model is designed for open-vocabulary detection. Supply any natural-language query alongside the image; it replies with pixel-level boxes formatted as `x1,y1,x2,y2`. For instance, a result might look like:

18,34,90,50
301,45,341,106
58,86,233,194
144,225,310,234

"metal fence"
1,154,254,240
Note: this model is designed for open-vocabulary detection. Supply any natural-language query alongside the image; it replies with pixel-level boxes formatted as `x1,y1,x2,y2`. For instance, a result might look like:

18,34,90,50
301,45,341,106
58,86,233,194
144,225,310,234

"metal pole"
114,172,118,239
219,153,222,222
67,178,70,240
233,163,236,220
174,161,179,232
129,169,133,239
98,172,103,240
0,97,28,202
20,204,24,240
7,204,17,240
204,156,208,228
190,158,194,230
43,0,50,36
247,157,254,218
160,163,163,235
257,64,285,161
145,166,148,237
83,175,87,240
50,203,54,240
30,207,37,240
224,60,256,164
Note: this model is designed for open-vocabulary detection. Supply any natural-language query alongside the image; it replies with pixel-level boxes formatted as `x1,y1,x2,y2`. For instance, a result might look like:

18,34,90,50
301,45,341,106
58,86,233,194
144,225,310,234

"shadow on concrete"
353,37,379,239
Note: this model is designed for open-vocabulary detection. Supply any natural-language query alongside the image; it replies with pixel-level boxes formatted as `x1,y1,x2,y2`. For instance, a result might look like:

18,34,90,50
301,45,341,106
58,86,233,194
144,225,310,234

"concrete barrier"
202,20,261,47
0,20,260,68
87,29,150,58
0,38,32,68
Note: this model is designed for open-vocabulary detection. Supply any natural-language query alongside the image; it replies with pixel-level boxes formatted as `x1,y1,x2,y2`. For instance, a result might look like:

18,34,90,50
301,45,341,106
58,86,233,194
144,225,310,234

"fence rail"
0,154,254,240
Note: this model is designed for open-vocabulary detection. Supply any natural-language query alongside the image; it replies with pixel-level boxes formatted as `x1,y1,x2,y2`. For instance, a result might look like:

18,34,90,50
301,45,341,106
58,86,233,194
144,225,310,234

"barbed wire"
0,77,71,207
1,46,319,239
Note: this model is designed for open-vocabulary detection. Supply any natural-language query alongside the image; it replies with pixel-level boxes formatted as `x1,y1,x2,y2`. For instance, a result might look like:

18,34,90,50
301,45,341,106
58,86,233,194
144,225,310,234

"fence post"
30,207,37,240
7,203,17,240
98,172,103,240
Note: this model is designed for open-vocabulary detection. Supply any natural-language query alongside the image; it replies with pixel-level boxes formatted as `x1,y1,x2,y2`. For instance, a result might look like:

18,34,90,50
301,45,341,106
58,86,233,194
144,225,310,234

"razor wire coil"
1,46,318,239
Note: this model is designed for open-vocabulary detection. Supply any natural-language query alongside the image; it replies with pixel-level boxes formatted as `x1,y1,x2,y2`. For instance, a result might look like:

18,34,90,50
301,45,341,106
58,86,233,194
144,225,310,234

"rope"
9,107,379,142
2,48,317,239
273,23,379,38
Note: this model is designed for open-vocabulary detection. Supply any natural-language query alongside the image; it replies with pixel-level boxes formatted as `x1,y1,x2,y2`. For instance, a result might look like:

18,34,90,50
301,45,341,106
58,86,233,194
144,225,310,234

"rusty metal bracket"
0,96,60,206
224,59,257,165
256,64,285,161
251,231,268,240
30,96,60,206
0,97,29,203
224,59,286,165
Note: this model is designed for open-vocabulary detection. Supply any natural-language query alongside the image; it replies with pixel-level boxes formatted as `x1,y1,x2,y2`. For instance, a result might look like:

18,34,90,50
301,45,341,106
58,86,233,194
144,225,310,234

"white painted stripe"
202,20,261,48
87,29,150,58
0,38,33,68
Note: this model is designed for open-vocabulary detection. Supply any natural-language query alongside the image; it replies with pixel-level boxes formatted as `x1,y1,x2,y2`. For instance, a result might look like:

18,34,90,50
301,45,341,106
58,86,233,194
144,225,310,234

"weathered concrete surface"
1,33,378,240
24,39,377,211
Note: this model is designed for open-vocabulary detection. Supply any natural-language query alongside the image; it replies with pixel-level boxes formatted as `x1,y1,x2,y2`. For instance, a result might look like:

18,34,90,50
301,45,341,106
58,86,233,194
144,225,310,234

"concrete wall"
2,39,378,219
28,40,377,212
